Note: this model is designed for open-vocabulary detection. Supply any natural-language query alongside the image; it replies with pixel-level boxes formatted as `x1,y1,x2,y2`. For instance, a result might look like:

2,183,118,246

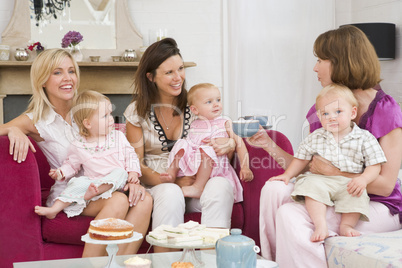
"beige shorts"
291,174,370,221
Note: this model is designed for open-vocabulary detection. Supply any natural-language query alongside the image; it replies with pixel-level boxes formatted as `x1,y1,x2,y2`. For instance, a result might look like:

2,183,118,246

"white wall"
335,0,402,106
126,0,223,91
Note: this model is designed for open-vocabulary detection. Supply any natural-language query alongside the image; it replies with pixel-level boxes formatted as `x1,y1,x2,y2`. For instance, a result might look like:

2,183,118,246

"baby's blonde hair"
315,84,358,111
72,90,110,137
187,83,217,106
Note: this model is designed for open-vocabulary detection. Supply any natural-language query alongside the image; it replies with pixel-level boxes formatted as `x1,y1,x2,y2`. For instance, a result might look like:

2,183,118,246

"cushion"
42,213,93,245
325,229,402,268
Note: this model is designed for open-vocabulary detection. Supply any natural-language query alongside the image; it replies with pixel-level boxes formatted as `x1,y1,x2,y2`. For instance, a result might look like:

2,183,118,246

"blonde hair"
314,25,381,90
316,84,358,111
72,90,110,137
25,48,80,123
187,83,217,106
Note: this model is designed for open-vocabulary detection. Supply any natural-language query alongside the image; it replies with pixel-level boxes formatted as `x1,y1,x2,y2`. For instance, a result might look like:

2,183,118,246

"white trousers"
148,176,234,229
259,181,401,268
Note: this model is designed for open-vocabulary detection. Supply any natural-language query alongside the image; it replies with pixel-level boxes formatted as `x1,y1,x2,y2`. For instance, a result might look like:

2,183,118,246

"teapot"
216,228,260,268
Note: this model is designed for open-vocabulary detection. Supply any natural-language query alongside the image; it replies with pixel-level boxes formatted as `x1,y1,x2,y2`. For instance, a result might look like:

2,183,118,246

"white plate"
81,232,143,245
257,259,279,268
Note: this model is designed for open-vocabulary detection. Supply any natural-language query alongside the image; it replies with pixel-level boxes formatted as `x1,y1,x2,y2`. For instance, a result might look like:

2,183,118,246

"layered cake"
88,218,134,240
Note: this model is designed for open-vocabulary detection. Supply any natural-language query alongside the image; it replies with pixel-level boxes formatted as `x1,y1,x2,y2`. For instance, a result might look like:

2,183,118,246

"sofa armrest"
235,130,293,247
0,136,44,266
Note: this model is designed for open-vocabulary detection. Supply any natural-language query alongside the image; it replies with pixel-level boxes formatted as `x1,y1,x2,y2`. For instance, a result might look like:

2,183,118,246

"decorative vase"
123,49,137,62
14,48,30,61
69,44,83,62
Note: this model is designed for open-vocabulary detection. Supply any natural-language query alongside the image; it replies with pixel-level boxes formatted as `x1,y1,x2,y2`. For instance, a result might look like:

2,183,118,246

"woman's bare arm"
366,128,402,196
0,114,39,162
125,122,162,186
247,127,294,170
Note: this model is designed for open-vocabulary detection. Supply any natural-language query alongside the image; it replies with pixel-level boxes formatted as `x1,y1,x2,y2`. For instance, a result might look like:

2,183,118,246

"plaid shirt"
295,123,386,173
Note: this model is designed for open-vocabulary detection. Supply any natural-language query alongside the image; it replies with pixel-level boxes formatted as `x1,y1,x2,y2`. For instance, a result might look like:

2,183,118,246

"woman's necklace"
158,107,175,130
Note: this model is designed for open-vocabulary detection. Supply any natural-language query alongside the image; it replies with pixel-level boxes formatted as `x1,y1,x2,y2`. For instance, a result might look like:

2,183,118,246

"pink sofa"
0,130,293,267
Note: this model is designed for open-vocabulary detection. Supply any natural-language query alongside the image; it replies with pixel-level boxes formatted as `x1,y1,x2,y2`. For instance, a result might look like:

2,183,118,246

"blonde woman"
0,49,152,257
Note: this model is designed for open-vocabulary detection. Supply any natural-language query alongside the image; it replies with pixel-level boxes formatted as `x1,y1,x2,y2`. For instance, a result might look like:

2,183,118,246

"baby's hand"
49,169,64,181
127,172,140,184
240,167,254,182
347,176,367,197
268,175,290,184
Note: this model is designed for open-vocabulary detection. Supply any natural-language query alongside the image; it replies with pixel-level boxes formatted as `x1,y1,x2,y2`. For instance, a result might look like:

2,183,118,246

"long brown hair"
314,25,381,90
133,38,187,118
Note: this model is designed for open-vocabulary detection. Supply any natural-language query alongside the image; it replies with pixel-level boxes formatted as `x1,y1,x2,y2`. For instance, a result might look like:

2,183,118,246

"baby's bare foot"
34,205,59,220
84,183,99,200
160,173,175,183
310,226,329,242
340,224,361,237
182,185,203,198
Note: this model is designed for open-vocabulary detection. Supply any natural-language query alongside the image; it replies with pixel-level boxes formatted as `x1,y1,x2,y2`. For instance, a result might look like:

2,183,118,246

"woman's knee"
261,181,293,199
139,192,153,212
108,191,130,212
202,177,233,203
152,183,184,213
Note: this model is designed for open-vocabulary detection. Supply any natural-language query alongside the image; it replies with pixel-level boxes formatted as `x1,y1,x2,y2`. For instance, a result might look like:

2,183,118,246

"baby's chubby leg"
160,149,185,183
305,197,329,242
84,183,113,201
35,200,70,219
182,150,213,198
340,213,361,237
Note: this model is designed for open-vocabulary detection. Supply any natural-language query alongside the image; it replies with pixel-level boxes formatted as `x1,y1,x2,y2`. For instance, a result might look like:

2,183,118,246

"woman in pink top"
249,25,402,267
35,91,142,219
0,49,152,257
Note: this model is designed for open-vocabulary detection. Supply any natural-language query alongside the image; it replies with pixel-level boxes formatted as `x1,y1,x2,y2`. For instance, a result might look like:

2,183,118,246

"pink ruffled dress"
168,117,243,202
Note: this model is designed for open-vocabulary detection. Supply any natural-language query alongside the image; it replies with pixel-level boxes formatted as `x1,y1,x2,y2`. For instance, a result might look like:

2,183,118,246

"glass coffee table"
13,250,277,268
13,250,219,268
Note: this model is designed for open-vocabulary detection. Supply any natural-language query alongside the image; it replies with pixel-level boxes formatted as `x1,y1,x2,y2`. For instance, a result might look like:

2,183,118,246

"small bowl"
244,115,268,126
89,56,100,62
232,120,259,138
111,56,121,62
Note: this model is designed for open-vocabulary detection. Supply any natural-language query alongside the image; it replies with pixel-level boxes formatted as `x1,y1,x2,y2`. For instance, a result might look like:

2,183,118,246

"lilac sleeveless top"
306,89,402,221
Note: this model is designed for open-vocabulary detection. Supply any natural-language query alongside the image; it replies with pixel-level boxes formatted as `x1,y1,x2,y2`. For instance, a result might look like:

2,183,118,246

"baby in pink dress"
160,83,253,200
35,91,141,219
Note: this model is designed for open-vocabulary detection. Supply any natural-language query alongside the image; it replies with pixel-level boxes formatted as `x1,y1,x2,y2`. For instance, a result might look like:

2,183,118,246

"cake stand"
146,235,215,267
82,232,143,268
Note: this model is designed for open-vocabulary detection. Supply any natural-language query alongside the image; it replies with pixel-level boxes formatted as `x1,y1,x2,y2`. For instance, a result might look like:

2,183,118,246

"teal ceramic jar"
216,228,260,268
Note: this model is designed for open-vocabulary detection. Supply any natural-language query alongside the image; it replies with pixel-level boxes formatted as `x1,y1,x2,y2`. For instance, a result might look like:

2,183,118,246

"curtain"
224,0,334,148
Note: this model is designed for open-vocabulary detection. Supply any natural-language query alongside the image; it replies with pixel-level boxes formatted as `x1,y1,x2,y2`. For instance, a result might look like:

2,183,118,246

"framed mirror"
2,0,143,60
31,0,117,49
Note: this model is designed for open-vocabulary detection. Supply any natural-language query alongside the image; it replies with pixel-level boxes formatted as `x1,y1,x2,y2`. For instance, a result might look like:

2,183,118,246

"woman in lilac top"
249,25,402,268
